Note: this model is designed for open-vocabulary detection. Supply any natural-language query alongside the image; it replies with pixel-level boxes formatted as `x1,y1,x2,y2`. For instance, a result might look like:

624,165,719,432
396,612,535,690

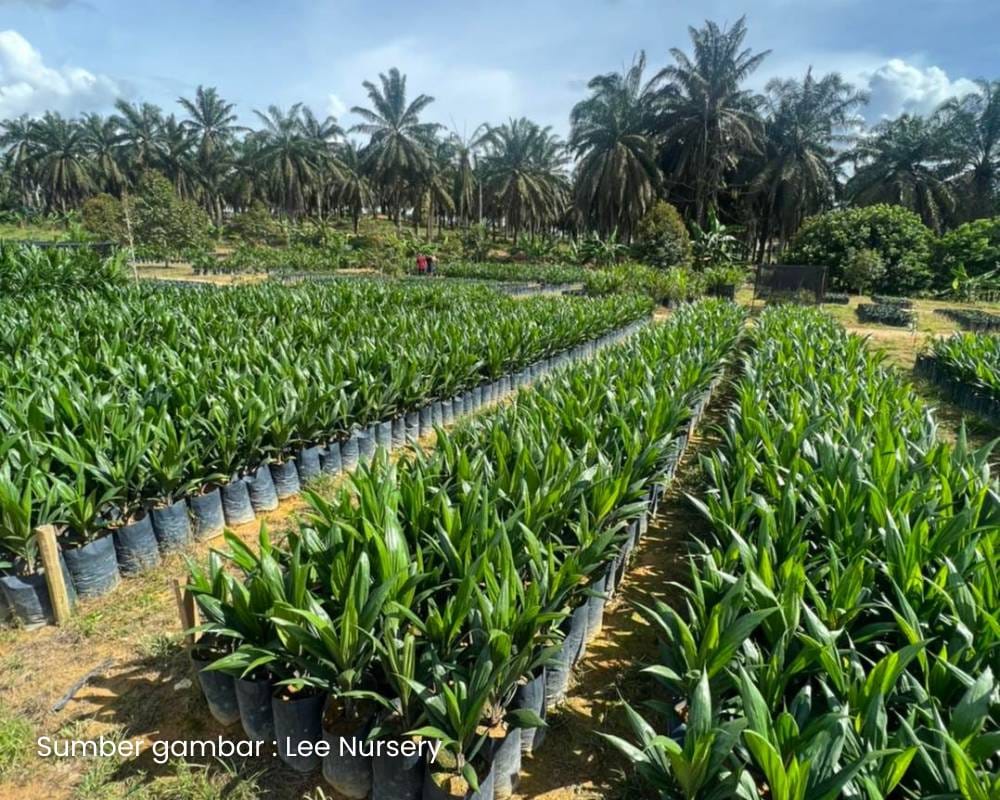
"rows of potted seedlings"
915,331,1000,424
607,305,999,798
184,300,746,800
0,279,652,627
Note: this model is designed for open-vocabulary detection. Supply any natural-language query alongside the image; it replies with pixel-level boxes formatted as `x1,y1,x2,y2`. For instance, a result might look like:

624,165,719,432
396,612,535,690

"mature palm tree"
29,113,93,212
299,106,345,217
158,114,199,201
479,117,569,242
178,85,242,162
846,114,956,232
252,104,324,218
80,113,128,196
330,141,375,232
113,100,166,178
448,125,487,227
656,17,769,226
751,69,867,253
570,51,664,240
415,135,456,237
350,67,440,227
0,115,40,208
937,79,1000,221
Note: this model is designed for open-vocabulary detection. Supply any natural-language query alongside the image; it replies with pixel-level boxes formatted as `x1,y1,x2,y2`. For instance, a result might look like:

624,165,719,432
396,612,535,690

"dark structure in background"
752,263,828,305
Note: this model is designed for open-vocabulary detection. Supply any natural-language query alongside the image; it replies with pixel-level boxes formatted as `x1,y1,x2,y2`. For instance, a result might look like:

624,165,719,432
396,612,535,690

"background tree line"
0,16,997,262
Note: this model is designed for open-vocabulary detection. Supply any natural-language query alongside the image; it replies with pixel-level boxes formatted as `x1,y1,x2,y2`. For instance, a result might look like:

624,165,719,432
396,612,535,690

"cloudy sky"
0,0,995,136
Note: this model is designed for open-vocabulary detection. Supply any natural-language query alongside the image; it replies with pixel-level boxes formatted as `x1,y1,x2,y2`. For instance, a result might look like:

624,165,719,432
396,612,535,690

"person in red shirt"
416,254,427,274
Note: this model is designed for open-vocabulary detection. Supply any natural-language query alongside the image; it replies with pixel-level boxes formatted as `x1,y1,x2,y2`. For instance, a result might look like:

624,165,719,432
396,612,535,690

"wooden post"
36,524,72,625
173,578,200,645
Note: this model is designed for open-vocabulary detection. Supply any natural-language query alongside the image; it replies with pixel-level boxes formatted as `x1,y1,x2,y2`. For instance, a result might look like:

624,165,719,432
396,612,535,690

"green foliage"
611,306,1000,799
633,200,692,268
934,216,1000,284
128,172,213,260
189,301,745,784
784,204,934,294
80,193,128,242
574,229,629,267
0,281,650,562
926,333,1000,408
226,201,286,245
0,243,126,293
689,210,743,268
585,262,703,305
843,247,886,293
856,301,915,326
0,703,32,778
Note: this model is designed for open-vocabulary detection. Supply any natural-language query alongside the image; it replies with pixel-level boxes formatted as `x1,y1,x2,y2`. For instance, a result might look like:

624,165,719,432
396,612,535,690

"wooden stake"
36,524,72,625
173,578,200,645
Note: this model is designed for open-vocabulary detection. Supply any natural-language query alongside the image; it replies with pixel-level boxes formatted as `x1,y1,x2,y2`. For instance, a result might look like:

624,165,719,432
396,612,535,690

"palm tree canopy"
570,51,664,238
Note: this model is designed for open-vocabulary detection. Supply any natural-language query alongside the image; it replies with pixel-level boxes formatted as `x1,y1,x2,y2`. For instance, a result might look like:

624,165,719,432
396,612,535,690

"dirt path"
511,378,733,800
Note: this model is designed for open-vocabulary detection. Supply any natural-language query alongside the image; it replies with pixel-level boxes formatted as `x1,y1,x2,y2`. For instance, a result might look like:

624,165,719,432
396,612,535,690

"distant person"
426,254,436,275
416,254,427,274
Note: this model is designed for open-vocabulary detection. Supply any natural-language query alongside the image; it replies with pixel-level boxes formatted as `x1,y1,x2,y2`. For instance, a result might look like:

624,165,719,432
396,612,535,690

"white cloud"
863,59,978,120
326,92,346,119
0,29,120,118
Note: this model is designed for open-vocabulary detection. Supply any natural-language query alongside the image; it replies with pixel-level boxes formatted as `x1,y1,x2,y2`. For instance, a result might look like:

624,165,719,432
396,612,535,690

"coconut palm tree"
656,17,769,226
448,125,487,227
80,113,128,196
350,67,440,228
937,79,1000,221
28,113,93,212
751,69,867,253
479,117,569,242
1,115,41,208
846,114,956,232
570,51,664,240
113,100,166,178
252,104,324,218
158,114,199,201
331,141,375,232
178,85,243,162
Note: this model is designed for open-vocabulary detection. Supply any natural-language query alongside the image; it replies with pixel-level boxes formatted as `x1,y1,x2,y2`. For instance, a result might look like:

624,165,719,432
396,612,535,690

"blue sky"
0,0,996,137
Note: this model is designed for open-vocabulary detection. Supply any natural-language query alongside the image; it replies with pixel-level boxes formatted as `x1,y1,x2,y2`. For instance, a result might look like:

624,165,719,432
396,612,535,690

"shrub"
784,204,934,294
856,302,915,327
227,201,286,245
632,201,692,268
585,262,702,305
129,172,213,260
81,193,128,242
934,216,1000,285
822,292,850,304
843,247,886,294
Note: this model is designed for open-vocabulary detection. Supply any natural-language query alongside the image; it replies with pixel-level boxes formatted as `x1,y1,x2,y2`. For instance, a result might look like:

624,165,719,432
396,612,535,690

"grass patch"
0,703,33,778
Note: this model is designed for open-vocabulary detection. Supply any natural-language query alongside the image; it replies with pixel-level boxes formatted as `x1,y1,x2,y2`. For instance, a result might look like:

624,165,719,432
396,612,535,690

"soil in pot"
423,750,495,800
235,671,275,742
512,668,546,755
270,458,301,499
375,420,393,451
247,465,279,512
321,441,343,475
151,498,192,553
370,720,424,800
297,445,323,483
391,416,406,449
190,488,225,541
63,534,120,599
489,722,521,799
404,412,421,443
341,433,360,471
190,647,240,727
0,559,77,628
272,686,325,773
220,479,255,526
113,512,161,576
321,697,374,798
